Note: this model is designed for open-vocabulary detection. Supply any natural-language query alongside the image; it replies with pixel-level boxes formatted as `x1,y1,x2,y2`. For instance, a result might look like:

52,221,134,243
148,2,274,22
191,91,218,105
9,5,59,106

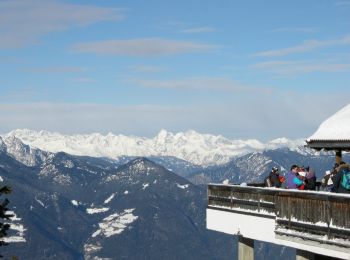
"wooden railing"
208,184,350,247
208,184,276,215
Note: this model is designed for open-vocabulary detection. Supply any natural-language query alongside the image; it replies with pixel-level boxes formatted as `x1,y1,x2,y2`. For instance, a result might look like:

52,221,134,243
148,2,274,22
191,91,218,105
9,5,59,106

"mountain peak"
155,129,173,142
125,157,163,172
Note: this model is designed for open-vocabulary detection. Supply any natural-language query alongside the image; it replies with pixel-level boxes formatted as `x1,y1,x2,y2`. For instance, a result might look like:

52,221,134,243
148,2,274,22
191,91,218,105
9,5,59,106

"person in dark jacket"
266,166,282,188
304,168,316,190
332,163,350,194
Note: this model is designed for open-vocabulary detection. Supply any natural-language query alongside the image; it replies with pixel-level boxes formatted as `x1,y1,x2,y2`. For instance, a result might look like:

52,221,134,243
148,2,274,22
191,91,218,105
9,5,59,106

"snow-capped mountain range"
0,145,238,259
2,129,308,166
0,131,333,259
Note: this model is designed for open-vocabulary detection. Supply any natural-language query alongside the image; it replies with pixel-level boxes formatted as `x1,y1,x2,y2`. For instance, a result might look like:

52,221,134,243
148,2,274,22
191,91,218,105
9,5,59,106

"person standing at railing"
265,166,284,188
321,163,338,191
286,165,301,189
304,167,316,190
332,162,350,194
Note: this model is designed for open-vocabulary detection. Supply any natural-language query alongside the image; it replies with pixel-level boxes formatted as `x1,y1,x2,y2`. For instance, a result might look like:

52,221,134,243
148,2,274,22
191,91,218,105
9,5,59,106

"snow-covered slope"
3,129,306,166
3,135,50,167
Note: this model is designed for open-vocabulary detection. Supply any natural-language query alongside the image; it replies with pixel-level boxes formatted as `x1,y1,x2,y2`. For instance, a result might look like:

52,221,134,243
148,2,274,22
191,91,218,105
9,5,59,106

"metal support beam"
238,235,254,260
335,150,342,164
296,249,315,260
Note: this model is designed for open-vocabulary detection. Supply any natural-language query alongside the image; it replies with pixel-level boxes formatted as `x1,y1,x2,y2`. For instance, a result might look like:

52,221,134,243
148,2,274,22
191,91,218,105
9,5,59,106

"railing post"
288,196,291,229
238,235,254,260
326,198,331,238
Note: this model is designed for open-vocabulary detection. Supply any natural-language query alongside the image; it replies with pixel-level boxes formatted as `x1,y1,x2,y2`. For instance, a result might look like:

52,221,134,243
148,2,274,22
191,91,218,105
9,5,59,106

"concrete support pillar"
335,150,342,164
238,235,254,260
296,249,315,260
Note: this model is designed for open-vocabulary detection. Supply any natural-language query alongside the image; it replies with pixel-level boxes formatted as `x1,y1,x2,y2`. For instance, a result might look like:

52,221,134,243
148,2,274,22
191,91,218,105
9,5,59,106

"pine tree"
0,185,13,258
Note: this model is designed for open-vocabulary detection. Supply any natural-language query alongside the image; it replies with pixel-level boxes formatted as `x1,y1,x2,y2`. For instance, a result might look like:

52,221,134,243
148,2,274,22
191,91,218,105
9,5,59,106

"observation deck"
207,184,350,259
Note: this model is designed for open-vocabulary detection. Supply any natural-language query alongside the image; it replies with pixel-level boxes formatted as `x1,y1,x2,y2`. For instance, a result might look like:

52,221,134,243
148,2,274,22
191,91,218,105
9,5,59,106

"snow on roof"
307,103,350,141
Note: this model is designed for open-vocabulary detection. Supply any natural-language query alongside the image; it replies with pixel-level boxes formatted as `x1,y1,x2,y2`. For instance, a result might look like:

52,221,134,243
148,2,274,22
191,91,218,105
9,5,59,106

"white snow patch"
0,176,3,182
124,190,129,195
8,211,21,221
84,243,102,254
176,183,189,189
142,183,149,190
0,211,26,243
10,223,26,233
2,236,26,243
86,208,110,214
92,229,101,238
71,200,80,206
104,193,116,204
92,208,138,238
35,198,45,207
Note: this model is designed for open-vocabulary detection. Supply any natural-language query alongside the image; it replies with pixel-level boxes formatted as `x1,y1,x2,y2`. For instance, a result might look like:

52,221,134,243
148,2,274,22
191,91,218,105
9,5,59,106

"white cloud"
179,27,216,33
1,95,349,140
253,60,350,75
0,0,125,48
127,77,269,93
253,35,350,57
71,38,218,56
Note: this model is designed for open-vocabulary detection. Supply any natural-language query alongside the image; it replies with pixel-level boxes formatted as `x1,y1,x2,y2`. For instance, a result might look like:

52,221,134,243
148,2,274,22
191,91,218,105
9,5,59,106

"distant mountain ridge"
3,129,307,166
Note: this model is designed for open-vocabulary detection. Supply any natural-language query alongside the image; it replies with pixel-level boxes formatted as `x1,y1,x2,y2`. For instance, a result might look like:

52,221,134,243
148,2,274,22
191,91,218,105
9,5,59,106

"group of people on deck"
265,162,350,194
286,165,316,190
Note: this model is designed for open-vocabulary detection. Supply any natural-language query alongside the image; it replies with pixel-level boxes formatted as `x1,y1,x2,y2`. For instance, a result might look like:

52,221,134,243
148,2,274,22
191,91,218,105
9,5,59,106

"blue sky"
0,0,350,141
